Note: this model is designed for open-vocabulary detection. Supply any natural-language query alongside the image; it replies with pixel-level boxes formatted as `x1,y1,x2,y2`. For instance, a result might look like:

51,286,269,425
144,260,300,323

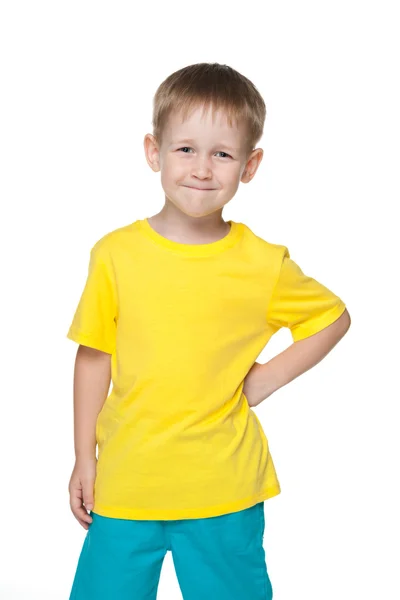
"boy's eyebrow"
171,138,240,152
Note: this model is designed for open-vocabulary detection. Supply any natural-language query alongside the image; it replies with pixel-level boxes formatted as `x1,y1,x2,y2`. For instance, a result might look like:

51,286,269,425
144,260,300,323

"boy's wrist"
75,446,97,462
255,361,282,404
243,361,280,407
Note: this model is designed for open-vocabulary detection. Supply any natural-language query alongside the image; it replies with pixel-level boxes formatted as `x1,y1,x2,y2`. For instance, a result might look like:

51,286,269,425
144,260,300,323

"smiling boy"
67,62,350,600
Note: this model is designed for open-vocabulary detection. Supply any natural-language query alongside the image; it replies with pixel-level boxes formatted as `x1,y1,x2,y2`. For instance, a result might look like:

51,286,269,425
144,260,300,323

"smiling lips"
185,186,215,191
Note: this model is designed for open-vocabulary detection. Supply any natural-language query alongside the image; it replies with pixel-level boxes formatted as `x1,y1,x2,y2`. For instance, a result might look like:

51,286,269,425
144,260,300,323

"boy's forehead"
165,105,246,147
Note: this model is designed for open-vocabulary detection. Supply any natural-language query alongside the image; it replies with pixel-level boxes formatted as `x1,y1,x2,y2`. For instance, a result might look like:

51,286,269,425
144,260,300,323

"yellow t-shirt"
67,218,346,520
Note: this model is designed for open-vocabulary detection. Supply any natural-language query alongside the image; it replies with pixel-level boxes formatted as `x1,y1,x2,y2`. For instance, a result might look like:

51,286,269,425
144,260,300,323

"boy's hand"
68,457,97,530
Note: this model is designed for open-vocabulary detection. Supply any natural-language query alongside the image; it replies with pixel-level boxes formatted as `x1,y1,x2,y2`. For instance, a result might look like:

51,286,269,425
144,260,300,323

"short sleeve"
66,242,118,354
267,248,346,342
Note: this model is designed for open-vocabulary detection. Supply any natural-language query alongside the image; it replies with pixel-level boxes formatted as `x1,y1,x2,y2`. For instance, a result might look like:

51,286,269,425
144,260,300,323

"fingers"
76,516,91,530
70,495,93,527
69,483,94,529
69,463,97,530
82,487,94,513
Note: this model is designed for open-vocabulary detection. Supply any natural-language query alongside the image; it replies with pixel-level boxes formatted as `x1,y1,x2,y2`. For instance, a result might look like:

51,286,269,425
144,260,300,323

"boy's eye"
179,147,194,154
178,147,231,159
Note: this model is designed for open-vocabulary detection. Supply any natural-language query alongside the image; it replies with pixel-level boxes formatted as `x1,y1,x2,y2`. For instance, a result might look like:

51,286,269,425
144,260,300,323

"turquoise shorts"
69,501,273,599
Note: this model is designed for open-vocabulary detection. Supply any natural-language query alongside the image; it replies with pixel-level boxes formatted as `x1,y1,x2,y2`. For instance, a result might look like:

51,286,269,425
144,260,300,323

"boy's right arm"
68,344,111,529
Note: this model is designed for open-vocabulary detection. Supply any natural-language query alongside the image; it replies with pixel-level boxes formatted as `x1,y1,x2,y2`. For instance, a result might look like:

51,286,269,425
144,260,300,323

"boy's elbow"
341,308,351,332
332,308,351,343
319,307,351,344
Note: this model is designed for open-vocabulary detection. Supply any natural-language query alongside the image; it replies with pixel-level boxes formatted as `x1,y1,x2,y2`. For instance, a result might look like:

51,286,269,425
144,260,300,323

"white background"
1,1,399,598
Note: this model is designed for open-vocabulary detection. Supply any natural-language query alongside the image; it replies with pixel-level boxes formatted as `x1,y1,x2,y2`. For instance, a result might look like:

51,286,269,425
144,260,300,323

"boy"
67,62,350,599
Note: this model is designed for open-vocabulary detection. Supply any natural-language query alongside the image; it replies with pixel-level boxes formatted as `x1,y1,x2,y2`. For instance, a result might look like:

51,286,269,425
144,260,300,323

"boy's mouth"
184,186,215,191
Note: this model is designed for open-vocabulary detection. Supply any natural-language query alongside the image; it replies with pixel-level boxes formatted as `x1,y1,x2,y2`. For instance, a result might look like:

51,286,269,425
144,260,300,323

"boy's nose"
190,168,213,180
190,157,213,179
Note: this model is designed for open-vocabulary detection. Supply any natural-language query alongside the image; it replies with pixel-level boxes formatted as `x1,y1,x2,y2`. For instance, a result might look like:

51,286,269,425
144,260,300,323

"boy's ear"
241,148,264,183
144,134,161,172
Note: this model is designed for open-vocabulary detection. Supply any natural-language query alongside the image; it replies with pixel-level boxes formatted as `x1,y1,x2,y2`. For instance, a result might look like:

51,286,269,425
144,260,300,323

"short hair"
151,62,266,158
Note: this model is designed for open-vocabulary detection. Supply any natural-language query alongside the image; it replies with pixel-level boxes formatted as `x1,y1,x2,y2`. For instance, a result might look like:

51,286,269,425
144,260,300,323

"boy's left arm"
244,309,351,407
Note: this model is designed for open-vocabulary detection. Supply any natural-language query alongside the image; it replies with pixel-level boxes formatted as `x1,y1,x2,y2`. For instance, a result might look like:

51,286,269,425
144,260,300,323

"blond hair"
151,62,266,158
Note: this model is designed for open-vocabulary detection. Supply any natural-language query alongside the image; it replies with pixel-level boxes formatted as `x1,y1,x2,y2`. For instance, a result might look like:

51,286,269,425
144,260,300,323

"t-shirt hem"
291,300,347,342
92,485,282,520
66,328,114,354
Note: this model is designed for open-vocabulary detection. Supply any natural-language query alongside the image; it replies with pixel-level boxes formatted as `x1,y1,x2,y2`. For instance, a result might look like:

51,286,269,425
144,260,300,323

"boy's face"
144,104,263,218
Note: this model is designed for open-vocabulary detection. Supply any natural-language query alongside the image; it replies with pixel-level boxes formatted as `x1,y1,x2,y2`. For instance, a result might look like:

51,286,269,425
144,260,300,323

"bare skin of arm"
244,309,351,407
68,345,111,529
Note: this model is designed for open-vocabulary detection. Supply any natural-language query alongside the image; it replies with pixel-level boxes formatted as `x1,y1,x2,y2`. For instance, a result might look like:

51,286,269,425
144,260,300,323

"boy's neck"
147,204,231,245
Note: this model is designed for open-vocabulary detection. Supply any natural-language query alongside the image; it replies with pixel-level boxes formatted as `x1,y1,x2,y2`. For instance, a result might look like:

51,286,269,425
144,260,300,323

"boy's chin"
162,195,232,219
